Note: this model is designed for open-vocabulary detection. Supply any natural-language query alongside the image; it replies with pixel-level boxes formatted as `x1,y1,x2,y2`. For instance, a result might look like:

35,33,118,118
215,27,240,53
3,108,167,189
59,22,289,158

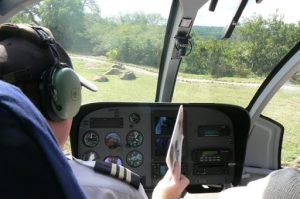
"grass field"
69,55,300,167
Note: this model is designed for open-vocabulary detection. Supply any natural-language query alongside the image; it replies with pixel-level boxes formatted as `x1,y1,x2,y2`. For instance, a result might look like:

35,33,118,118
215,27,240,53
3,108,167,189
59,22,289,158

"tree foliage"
183,14,299,77
84,12,165,66
9,0,300,78
38,0,85,49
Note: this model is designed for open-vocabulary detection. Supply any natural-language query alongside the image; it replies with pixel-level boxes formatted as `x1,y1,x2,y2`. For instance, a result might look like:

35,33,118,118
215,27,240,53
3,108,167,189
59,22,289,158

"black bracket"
174,33,192,56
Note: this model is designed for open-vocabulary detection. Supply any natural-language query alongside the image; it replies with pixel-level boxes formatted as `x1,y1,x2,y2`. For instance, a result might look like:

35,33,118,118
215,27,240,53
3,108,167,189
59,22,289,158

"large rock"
105,68,121,75
112,64,125,70
93,75,109,82
120,71,136,80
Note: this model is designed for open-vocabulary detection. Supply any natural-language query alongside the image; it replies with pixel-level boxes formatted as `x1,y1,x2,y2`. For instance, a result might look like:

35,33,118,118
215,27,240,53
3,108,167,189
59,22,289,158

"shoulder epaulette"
93,160,141,190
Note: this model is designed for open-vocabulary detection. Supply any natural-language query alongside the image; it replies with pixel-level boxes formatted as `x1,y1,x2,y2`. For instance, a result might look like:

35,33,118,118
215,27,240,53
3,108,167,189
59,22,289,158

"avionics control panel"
70,103,250,193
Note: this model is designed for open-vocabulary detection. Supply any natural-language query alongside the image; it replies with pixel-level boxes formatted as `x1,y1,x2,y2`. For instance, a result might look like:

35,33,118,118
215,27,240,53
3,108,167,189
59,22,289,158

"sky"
96,0,300,26
96,0,172,19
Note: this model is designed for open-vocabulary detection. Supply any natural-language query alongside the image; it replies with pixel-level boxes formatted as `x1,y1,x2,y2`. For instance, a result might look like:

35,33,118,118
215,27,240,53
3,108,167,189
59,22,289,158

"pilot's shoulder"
68,158,147,199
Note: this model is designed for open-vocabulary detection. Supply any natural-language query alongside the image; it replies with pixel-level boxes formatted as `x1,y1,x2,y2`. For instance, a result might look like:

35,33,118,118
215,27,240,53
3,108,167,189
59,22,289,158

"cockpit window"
173,0,300,107
10,0,172,104
9,0,300,106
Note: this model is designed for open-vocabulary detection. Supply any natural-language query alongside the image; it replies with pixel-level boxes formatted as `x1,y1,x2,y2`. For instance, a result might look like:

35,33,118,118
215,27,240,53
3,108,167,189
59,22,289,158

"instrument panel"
70,103,250,193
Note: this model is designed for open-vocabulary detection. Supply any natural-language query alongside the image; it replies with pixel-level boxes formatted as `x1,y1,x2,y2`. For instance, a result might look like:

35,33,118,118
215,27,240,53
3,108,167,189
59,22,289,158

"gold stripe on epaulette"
119,166,125,180
111,164,117,176
125,168,132,183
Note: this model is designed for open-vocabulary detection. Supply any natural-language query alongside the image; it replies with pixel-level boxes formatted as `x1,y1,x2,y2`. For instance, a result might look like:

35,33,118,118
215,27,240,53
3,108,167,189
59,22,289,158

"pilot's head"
0,23,97,147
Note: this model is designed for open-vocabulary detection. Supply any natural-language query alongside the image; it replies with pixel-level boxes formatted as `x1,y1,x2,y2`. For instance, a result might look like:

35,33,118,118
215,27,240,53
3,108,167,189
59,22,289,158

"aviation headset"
0,23,82,121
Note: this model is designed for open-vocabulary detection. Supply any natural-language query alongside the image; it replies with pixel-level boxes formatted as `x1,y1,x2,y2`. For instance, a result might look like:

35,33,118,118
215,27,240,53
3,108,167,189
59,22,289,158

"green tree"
87,13,165,67
10,0,96,52
39,0,85,49
183,13,299,77
235,13,300,76
10,6,40,24
83,0,100,15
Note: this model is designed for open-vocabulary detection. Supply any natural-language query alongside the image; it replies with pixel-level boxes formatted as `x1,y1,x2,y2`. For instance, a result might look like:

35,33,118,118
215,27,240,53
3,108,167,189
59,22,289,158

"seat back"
0,80,86,199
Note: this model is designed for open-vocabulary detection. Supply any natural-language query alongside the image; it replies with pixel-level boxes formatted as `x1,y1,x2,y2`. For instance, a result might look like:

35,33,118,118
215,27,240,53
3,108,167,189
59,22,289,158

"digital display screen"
90,118,123,128
153,116,176,157
198,125,229,137
154,117,176,135
159,164,168,176
202,150,218,156
154,137,170,157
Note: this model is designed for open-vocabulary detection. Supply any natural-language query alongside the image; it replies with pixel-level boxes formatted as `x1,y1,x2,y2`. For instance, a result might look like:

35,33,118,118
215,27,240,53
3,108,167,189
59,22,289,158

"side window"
262,75,300,168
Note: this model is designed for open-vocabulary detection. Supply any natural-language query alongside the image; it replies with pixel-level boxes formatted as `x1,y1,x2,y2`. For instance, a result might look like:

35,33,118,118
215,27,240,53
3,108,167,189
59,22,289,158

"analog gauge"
127,130,143,148
129,113,140,124
126,150,143,168
83,130,99,148
82,151,99,161
105,132,121,149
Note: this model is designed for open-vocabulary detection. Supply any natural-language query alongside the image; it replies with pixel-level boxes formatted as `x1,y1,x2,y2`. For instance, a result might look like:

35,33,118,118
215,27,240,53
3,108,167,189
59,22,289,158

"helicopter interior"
0,0,300,198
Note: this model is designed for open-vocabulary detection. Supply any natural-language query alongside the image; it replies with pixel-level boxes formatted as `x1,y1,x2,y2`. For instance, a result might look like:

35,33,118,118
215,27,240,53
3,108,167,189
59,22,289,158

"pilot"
0,23,189,199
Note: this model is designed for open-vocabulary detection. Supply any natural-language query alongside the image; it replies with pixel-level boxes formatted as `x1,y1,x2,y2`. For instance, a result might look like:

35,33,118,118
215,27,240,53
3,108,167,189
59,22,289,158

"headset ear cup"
40,67,82,121
52,67,82,119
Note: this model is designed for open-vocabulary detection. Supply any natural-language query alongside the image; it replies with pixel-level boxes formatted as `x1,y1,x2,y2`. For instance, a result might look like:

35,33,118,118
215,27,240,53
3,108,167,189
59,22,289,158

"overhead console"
70,103,250,193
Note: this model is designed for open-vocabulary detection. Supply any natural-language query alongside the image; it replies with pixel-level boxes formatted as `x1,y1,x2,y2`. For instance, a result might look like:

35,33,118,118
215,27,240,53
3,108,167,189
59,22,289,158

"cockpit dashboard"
70,103,250,193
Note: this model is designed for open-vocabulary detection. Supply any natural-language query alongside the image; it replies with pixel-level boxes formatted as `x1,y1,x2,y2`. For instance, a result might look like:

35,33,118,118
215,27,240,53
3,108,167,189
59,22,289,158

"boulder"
112,64,125,70
93,75,109,82
120,71,136,80
105,68,121,75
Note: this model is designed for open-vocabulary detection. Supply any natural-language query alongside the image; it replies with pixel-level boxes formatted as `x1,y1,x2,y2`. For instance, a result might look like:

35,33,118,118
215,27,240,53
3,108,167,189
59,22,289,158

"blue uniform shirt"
0,80,87,199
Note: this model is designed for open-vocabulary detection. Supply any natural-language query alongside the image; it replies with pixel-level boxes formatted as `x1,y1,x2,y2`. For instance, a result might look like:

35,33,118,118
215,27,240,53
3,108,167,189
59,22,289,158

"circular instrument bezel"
126,130,144,148
126,150,144,168
83,130,99,148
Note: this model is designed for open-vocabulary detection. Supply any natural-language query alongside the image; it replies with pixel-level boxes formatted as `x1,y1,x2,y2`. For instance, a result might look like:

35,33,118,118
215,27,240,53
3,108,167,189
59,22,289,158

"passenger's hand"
152,161,190,199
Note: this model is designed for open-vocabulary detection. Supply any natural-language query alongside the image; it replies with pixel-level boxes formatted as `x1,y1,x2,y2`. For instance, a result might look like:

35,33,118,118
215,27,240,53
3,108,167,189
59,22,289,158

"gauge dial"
83,130,99,148
105,132,121,149
82,151,99,161
126,150,143,168
129,113,140,124
127,130,143,148
104,156,122,165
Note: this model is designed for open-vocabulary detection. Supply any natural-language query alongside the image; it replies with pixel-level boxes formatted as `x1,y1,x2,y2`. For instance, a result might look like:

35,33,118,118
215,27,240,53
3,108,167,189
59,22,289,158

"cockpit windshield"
10,0,172,103
173,0,300,107
9,0,300,107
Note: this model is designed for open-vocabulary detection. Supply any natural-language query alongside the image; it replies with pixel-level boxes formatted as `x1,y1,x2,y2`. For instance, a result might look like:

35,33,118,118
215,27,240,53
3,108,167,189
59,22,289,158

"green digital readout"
198,125,229,137
205,129,221,136
202,150,218,156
